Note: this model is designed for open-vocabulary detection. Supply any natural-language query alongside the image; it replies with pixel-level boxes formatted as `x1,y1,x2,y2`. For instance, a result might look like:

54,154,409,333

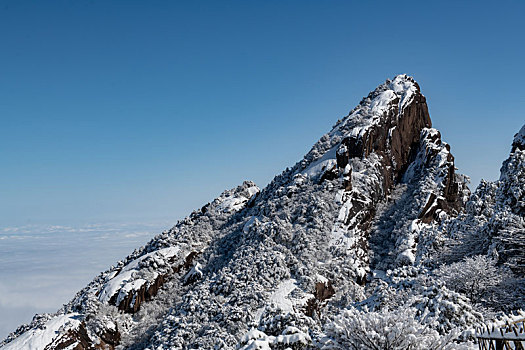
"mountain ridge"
2,75,523,350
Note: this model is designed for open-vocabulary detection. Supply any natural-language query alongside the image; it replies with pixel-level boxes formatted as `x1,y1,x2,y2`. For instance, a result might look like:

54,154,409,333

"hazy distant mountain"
2,75,523,350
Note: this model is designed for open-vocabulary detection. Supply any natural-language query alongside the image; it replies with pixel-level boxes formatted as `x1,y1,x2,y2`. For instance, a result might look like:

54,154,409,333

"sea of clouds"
0,221,172,339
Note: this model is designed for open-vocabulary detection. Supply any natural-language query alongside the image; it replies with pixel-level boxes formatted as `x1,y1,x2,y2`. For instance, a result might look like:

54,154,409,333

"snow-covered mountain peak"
384,73,419,108
336,74,420,137
300,74,428,178
2,78,523,350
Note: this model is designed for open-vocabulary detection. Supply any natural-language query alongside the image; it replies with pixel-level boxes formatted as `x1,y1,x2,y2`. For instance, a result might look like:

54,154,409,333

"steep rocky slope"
437,125,525,275
1,75,523,350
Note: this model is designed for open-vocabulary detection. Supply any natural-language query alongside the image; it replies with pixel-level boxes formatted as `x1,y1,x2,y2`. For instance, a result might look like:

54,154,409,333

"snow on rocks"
217,181,260,213
98,246,182,304
297,74,423,176
183,262,203,285
267,279,298,313
254,279,313,324
1,314,81,350
433,124,525,275
238,326,311,350
4,77,522,350
243,216,260,234
292,74,440,284
302,146,338,179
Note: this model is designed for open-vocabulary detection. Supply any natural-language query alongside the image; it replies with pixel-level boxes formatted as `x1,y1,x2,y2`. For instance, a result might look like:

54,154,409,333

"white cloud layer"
0,221,171,339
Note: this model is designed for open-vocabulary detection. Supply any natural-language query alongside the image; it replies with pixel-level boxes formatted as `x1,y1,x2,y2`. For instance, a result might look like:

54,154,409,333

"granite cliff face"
1,75,523,350
311,75,468,284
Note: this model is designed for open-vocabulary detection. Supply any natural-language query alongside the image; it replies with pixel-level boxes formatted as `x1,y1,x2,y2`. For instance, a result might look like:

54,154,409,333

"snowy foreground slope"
2,75,524,350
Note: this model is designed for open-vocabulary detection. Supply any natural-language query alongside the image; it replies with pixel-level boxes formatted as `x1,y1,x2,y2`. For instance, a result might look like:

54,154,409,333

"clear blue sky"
1,0,524,226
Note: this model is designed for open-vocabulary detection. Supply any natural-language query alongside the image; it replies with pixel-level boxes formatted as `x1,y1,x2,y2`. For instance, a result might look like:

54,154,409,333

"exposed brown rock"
314,281,335,301
390,92,432,178
336,143,349,169
305,298,317,318
113,251,200,313
44,324,90,350
418,193,438,223
320,164,338,182
305,281,335,317
328,80,466,285
172,251,199,272
99,326,121,348
334,86,431,202
116,274,166,313
44,322,120,350
417,132,464,223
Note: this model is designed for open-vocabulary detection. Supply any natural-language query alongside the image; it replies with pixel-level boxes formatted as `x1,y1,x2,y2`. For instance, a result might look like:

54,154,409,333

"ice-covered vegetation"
2,75,524,350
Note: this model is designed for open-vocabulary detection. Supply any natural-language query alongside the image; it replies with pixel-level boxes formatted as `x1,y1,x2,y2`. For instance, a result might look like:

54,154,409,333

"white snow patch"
218,196,248,212
246,186,260,197
397,249,415,265
269,279,297,313
240,329,268,344
239,327,311,350
370,90,396,115
98,246,180,304
2,314,81,350
316,274,328,284
254,278,313,324
217,182,260,213
335,189,345,205
302,146,338,178
389,74,418,111
183,262,203,284
243,216,258,234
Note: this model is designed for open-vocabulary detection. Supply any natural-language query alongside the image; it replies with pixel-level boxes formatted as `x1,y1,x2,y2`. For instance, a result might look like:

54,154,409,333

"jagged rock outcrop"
43,322,120,350
324,75,467,282
438,125,525,276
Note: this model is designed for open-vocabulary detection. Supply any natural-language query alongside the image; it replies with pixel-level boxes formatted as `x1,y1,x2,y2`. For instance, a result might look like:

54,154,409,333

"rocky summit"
2,75,524,350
